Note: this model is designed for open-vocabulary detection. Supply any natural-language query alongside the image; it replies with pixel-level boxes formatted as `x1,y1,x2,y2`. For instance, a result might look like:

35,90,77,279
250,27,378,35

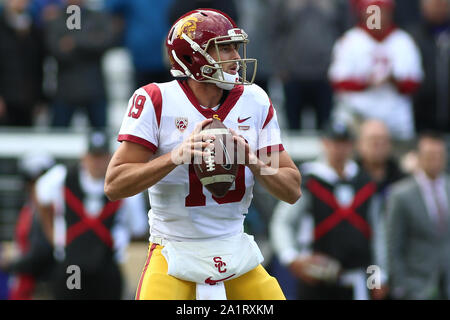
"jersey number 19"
185,165,246,206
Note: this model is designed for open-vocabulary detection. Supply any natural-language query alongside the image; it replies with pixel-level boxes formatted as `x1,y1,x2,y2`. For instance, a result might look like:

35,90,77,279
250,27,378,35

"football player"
104,8,301,300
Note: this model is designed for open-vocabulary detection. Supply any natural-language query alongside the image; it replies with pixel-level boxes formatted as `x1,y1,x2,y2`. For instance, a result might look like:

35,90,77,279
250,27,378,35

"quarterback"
104,8,301,300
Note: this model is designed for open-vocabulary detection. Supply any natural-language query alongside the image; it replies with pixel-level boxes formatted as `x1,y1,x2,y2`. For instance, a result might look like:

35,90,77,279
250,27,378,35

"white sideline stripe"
0,130,323,161
200,174,235,186
200,128,229,135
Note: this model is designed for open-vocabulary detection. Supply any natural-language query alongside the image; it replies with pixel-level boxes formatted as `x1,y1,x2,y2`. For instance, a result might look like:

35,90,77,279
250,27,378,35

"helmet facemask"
201,29,257,90
177,28,257,90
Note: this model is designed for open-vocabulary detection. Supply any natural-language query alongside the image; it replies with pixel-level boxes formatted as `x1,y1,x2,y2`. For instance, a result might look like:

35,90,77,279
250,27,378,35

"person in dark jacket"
36,131,147,299
355,119,406,300
270,122,387,299
44,0,116,128
169,0,238,25
0,152,56,300
0,0,46,126
408,0,450,133
105,0,175,89
273,0,352,130
356,120,405,199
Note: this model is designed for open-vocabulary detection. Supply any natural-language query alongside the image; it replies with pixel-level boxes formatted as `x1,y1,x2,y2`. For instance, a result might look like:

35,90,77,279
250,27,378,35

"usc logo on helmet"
176,16,202,40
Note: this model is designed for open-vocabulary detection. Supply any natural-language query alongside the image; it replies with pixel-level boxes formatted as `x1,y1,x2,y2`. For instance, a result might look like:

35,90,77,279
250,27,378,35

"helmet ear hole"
183,55,193,65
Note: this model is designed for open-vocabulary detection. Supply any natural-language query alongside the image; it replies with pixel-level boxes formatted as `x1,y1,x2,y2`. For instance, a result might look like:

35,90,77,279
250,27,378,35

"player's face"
209,43,241,75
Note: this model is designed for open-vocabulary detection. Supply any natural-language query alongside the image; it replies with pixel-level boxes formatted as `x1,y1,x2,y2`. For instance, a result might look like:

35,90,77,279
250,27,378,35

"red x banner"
307,179,376,240
64,187,122,248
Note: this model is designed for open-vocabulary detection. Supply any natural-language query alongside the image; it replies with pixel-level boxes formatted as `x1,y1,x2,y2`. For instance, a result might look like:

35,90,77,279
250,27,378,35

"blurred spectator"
0,245,11,299
329,0,423,141
28,0,63,27
393,0,421,29
245,181,280,271
0,0,46,126
350,0,423,33
270,122,386,299
35,131,147,299
44,0,115,128
387,132,450,299
356,120,405,194
169,0,238,26
236,0,278,92
273,0,352,130
355,119,406,299
408,0,450,133
0,152,55,300
105,0,174,89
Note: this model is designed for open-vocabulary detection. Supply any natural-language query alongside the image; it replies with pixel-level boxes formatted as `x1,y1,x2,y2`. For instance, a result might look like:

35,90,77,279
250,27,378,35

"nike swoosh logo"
205,274,236,285
237,116,251,123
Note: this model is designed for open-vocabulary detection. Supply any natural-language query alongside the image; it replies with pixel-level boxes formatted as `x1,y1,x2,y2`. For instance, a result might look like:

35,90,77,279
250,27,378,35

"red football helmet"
166,8,257,89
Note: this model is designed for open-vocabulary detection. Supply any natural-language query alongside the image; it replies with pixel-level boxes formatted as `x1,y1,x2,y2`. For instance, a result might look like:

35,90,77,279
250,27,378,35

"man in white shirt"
329,0,423,141
36,131,147,300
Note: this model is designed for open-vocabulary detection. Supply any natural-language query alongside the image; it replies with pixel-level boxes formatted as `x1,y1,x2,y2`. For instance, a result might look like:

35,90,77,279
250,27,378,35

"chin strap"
215,71,239,90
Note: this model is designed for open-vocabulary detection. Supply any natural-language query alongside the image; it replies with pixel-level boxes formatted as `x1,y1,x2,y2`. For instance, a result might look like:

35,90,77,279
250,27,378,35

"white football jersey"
329,27,423,140
118,80,283,241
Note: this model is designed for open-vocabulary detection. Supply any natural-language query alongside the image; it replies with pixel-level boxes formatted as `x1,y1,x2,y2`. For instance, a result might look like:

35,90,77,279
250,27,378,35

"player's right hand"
171,118,216,165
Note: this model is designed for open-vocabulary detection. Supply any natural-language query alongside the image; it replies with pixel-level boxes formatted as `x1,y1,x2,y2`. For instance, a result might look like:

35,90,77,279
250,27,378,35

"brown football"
193,118,238,198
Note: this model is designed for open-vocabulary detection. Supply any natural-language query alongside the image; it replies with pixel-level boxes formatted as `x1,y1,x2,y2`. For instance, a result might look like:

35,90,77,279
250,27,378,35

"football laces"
205,138,215,172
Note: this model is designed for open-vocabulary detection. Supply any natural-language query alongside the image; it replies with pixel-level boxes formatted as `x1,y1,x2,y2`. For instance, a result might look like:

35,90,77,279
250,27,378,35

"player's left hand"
171,119,215,165
228,128,257,166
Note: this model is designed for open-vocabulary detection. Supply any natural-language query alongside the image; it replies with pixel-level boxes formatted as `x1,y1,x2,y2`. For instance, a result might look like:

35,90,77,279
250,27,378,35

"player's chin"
226,67,238,75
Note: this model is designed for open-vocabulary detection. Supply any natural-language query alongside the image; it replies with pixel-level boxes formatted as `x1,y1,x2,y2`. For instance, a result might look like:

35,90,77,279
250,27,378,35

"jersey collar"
177,80,244,121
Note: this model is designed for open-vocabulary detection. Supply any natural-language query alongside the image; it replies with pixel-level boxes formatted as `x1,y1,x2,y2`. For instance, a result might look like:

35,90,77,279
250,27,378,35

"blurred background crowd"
0,0,449,300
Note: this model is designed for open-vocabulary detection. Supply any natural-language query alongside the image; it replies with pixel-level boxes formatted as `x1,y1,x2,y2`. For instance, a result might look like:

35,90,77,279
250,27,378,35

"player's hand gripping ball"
193,118,238,198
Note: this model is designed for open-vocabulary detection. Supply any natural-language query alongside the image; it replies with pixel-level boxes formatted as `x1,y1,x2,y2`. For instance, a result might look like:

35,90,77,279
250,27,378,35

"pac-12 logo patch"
175,117,188,132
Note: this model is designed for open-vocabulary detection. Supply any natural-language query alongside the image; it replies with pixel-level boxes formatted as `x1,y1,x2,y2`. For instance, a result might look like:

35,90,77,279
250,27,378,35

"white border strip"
200,128,229,135
200,174,235,185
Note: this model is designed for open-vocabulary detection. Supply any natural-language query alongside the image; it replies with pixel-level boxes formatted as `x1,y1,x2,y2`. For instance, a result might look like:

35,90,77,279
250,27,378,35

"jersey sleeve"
328,31,369,91
117,83,162,153
257,99,284,157
390,31,423,93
